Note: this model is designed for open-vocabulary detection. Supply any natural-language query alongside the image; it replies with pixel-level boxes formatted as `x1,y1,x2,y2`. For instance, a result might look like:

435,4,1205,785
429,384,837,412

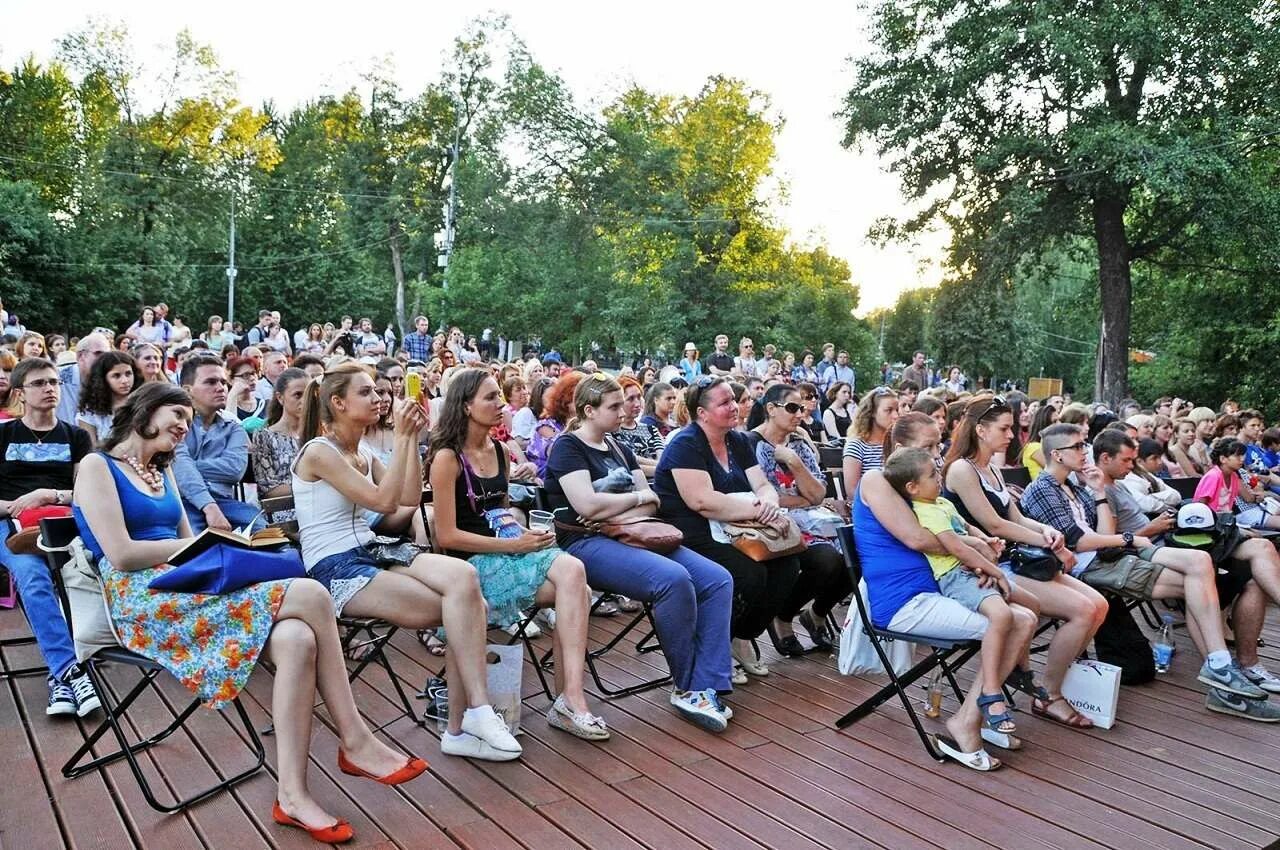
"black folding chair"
833,524,980,761
819,445,845,471
39,516,265,812
1167,477,1202,499
1002,466,1032,489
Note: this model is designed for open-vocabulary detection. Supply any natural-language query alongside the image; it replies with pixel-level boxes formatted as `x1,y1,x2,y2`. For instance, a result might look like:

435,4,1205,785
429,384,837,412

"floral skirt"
468,548,561,626
99,556,292,708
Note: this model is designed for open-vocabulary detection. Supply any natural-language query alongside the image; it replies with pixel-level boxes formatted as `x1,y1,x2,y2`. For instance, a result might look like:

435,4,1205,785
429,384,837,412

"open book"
168,525,290,566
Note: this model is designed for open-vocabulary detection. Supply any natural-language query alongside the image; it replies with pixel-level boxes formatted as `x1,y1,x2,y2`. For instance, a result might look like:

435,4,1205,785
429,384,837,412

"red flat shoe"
272,800,354,844
337,749,429,785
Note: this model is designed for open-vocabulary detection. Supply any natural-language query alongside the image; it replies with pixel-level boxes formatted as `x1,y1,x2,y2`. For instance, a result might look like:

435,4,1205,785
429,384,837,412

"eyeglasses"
18,377,60,389
774,401,804,415
1054,441,1087,453
969,394,1010,419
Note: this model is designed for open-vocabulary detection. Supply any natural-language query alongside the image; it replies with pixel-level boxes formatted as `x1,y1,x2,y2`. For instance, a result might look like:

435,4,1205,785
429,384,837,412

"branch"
1129,202,1202,260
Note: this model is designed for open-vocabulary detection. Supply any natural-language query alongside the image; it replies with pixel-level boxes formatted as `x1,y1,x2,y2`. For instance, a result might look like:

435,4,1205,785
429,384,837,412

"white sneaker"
440,731,521,761
1242,663,1280,694
504,618,541,639
461,708,522,754
669,689,728,733
534,608,557,631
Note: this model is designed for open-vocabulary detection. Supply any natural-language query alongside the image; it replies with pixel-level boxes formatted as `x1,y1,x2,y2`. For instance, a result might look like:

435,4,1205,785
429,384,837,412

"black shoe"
797,608,835,651
63,664,101,717
776,635,807,657
46,676,77,717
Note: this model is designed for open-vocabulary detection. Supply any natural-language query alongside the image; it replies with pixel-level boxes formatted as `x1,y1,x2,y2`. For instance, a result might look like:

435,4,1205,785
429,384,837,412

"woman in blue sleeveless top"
852,420,1011,772
74,383,426,843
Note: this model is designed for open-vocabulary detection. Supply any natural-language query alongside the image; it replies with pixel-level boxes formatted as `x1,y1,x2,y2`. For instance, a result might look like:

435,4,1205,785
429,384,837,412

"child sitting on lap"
885,447,1038,736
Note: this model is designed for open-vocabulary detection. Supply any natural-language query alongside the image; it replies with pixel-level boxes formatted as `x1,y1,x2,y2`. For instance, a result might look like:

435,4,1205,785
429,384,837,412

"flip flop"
930,734,1002,771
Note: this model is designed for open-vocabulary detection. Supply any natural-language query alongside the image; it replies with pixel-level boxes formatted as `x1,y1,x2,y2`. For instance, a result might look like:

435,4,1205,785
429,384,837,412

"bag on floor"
838,580,913,677
485,643,524,735
1061,659,1122,729
1092,596,1155,685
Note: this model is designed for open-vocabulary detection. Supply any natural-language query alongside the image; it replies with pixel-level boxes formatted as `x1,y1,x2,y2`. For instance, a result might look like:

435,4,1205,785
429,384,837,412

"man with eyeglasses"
173,355,262,534
55,332,110,425
1021,424,1271,718
0,358,101,719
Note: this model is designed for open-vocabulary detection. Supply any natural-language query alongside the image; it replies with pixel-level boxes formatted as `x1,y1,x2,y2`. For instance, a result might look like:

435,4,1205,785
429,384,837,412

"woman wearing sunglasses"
943,395,1108,729
751,384,850,655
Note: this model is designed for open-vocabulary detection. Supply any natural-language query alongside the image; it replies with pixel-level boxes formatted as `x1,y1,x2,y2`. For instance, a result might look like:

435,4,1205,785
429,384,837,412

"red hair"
542,371,585,425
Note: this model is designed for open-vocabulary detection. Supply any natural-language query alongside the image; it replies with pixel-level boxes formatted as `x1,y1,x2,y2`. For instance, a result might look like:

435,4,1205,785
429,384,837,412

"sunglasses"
771,401,805,415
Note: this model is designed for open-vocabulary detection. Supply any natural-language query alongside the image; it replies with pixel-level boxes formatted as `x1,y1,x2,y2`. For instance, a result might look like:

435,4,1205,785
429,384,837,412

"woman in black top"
428,369,607,741
653,376,801,683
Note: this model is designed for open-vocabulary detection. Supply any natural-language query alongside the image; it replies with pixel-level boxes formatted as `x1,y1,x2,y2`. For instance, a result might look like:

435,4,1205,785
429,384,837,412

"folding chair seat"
39,516,265,813
832,524,980,762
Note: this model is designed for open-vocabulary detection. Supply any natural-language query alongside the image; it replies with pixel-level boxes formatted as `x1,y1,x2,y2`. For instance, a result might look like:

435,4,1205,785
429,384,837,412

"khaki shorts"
1080,548,1165,600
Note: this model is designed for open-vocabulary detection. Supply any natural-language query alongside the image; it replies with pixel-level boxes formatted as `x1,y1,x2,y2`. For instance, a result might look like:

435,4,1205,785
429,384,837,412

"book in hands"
168,526,290,566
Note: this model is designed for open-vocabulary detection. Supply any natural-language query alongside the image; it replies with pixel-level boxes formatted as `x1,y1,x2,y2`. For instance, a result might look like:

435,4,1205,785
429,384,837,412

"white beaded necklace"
122,454,165,493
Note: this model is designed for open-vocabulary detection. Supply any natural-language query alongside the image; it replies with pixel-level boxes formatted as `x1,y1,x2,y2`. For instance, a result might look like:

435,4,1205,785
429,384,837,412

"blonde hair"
568,373,622,430
851,387,897,441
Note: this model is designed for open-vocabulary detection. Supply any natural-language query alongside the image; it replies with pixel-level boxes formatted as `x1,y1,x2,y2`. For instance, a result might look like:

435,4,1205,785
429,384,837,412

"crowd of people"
2,308,1279,840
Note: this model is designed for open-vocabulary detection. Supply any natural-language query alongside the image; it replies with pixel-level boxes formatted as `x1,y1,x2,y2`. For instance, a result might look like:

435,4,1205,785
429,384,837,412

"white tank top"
292,437,376,568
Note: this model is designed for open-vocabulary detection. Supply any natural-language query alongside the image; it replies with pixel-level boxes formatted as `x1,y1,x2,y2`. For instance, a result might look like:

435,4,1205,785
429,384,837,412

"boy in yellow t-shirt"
884,447,1040,737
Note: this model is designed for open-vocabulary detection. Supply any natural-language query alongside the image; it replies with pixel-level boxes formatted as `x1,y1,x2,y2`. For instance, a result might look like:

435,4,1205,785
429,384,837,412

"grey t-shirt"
1104,481,1149,535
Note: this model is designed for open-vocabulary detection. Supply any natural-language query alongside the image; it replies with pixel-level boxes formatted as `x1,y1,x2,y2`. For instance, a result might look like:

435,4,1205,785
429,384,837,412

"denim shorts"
309,547,383,616
937,566,1008,613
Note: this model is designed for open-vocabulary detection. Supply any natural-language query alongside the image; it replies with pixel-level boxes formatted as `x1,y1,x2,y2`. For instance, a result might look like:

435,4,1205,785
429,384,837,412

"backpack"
1092,596,1155,685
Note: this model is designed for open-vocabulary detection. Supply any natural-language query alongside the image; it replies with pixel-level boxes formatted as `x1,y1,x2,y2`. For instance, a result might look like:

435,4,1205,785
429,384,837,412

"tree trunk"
389,220,407,341
1092,189,1132,406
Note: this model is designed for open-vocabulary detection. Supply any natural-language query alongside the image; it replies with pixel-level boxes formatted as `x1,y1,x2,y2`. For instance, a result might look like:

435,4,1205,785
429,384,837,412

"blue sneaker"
669,689,727,732
1198,661,1267,699
1206,689,1280,722
705,689,733,722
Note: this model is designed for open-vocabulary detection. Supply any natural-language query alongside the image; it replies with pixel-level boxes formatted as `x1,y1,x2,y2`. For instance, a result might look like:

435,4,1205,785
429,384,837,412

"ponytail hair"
299,361,372,444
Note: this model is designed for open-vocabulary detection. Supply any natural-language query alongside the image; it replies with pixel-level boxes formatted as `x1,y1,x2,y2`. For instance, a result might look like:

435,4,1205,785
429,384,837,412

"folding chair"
819,445,845,471
833,524,980,761
0,563,49,681
1167,476,1202,499
1002,466,1032,489
39,516,265,812
260,495,424,731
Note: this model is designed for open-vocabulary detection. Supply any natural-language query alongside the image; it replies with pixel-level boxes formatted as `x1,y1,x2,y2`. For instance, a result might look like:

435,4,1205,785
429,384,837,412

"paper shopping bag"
1061,659,1122,729
485,643,524,736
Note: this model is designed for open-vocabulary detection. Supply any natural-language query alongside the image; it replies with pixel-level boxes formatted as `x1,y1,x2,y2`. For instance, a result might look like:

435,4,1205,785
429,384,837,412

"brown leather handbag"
720,518,806,562
555,514,684,555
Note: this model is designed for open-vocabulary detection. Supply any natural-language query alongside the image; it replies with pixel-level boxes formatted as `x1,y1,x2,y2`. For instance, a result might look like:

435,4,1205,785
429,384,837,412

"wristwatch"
1121,531,1134,548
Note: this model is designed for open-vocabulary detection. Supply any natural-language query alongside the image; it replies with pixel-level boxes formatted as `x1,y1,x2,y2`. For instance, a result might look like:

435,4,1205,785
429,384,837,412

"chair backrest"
829,469,846,503
1167,476,1202,499
819,445,844,471
835,524,862,585
1003,465,1032,489
260,494,299,538
37,516,80,625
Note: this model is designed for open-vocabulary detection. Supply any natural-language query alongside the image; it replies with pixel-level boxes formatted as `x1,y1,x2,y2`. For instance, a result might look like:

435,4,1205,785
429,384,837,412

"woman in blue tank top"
852,418,1013,772
73,382,426,843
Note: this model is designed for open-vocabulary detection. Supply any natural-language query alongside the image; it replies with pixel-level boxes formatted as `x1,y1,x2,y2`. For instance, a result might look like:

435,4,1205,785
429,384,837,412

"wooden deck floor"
3,601,1280,850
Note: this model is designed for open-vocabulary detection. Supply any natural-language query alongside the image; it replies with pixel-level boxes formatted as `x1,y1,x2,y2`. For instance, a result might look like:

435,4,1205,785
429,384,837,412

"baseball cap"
1177,502,1215,530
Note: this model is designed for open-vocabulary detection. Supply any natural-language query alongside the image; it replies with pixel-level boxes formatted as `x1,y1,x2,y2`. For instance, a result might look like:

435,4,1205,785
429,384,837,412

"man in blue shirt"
55,332,110,425
402,315,432,362
173,355,262,533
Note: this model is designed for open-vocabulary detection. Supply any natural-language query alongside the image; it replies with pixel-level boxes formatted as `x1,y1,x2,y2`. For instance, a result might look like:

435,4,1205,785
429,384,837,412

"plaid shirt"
402,330,433,362
1018,471,1097,549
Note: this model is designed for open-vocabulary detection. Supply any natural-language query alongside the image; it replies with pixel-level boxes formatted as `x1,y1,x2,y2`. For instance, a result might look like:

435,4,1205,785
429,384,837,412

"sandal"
417,630,447,657
930,734,1001,771
977,693,1017,734
1004,665,1050,701
546,694,610,741
1032,694,1094,729
731,663,749,686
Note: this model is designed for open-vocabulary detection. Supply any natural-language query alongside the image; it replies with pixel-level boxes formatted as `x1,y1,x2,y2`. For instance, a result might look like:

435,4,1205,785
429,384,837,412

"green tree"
842,0,1280,404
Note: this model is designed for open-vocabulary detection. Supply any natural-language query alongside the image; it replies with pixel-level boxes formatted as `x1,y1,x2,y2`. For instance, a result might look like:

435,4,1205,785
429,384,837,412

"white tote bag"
1061,659,1122,729
838,580,913,677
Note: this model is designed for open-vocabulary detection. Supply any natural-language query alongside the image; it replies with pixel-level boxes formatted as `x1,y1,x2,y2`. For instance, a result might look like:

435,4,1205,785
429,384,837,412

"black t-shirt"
653,425,757,538
706,352,734,374
545,432,640,547
0,419,91,501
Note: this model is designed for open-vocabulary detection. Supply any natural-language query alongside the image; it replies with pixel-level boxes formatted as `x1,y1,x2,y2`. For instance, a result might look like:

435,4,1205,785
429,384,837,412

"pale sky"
3,0,946,312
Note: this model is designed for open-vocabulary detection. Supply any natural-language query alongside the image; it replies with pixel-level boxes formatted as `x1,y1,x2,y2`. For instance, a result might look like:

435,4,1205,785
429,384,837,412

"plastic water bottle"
923,668,944,718
1153,613,1175,673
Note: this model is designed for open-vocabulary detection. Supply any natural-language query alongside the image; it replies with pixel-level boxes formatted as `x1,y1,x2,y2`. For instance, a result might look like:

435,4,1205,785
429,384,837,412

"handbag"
148,542,305,595
719,518,806,562
1006,543,1062,581
555,513,683,554
6,505,74,556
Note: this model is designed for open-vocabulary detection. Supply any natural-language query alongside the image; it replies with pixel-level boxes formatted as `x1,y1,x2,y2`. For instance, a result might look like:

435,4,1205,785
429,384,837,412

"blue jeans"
566,537,734,693
185,497,265,534
0,523,76,680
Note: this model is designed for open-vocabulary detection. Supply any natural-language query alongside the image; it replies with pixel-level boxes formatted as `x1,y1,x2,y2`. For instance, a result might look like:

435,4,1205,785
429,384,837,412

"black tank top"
946,459,1011,535
446,438,509,556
